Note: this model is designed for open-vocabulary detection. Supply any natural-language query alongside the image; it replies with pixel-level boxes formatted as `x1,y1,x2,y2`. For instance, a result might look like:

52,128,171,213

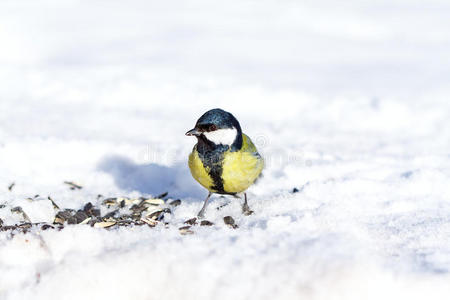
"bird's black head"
186,108,243,151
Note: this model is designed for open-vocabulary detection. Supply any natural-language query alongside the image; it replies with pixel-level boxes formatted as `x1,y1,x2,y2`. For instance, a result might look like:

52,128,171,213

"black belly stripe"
198,149,225,193
196,137,231,194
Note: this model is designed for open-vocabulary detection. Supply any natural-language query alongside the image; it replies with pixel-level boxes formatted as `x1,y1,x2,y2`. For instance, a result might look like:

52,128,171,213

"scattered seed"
41,224,54,230
1,225,17,231
18,223,32,229
73,211,89,223
79,217,92,225
200,220,214,226
179,226,194,235
55,210,72,224
169,199,181,207
54,217,64,225
83,202,93,212
67,216,78,224
156,192,168,199
144,199,165,206
11,206,31,222
8,183,15,191
145,208,168,221
223,216,238,229
141,217,158,227
184,218,197,225
48,196,60,209
64,181,82,190
94,221,116,228
102,198,117,207
11,206,23,213
103,209,119,220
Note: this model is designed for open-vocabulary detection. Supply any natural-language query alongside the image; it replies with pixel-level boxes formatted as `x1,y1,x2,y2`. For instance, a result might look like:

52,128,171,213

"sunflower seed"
41,224,54,230
11,206,31,222
94,221,116,228
145,208,165,221
1,225,17,231
169,199,181,207
144,199,165,206
48,196,60,209
8,183,15,191
73,211,88,223
18,223,32,229
103,209,119,219
102,198,118,207
64,181,82,190
156,192,168,199
179,226,194,235
200,220,214,226
224,216,238,229
141,217,158,227
79,217,92,225
67,216,78,224
184,218,197,225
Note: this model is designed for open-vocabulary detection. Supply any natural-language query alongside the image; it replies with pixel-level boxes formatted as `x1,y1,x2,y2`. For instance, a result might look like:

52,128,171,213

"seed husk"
74,211,89,223
103,209,119,220
48,196,60,210
67,216,78,224
145,208,165,220
11,206,23,213
200,220,214,226
102,198,118,207
64,181,83,190
223,216,238,229
184,218,197,225
144,199,165,206
18,223,32,229
8,183,15,191
41,224,54,230
94,221,116,228
169,199,181,207
156,192,168,199
79,217,92,225
179,226,194,235
141,217,158,227
11,206,31,222
55,210,73,223
1,225,17,231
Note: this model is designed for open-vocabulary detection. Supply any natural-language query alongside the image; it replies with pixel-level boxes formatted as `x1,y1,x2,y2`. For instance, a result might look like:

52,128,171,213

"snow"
1,0,450,299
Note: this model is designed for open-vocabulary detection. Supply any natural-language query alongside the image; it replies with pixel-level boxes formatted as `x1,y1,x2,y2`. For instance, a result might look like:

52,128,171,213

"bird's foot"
242,204,254,216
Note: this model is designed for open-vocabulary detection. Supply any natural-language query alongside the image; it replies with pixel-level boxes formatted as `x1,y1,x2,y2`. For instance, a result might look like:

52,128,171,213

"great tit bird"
186,108,264,218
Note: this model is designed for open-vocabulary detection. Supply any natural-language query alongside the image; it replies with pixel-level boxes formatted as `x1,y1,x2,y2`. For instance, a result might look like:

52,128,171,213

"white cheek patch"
203,128,237,146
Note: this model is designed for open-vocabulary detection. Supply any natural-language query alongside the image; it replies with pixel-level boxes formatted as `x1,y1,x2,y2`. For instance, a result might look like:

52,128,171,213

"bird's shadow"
97,155,205,201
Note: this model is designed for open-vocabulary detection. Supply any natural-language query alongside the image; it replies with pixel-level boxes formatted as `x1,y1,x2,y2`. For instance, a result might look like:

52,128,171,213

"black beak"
185,128,201,136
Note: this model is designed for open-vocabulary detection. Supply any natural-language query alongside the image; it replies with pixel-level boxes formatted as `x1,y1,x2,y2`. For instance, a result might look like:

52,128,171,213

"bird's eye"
208,124,217,131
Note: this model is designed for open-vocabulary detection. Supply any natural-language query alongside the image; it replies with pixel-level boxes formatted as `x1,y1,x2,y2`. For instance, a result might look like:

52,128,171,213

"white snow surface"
1,0,450,299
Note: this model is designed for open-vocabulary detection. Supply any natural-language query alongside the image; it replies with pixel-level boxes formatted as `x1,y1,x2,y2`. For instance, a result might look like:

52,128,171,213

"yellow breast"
188,147,215,192
221,134,264,193
188,133,264,194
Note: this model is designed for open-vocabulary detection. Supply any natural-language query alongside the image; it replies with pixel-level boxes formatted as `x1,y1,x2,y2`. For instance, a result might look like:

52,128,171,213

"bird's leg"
242,193,254,216
197,192,212,219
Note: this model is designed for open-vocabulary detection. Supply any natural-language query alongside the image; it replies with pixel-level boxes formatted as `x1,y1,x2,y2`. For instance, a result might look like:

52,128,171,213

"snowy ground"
1,0,450,299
